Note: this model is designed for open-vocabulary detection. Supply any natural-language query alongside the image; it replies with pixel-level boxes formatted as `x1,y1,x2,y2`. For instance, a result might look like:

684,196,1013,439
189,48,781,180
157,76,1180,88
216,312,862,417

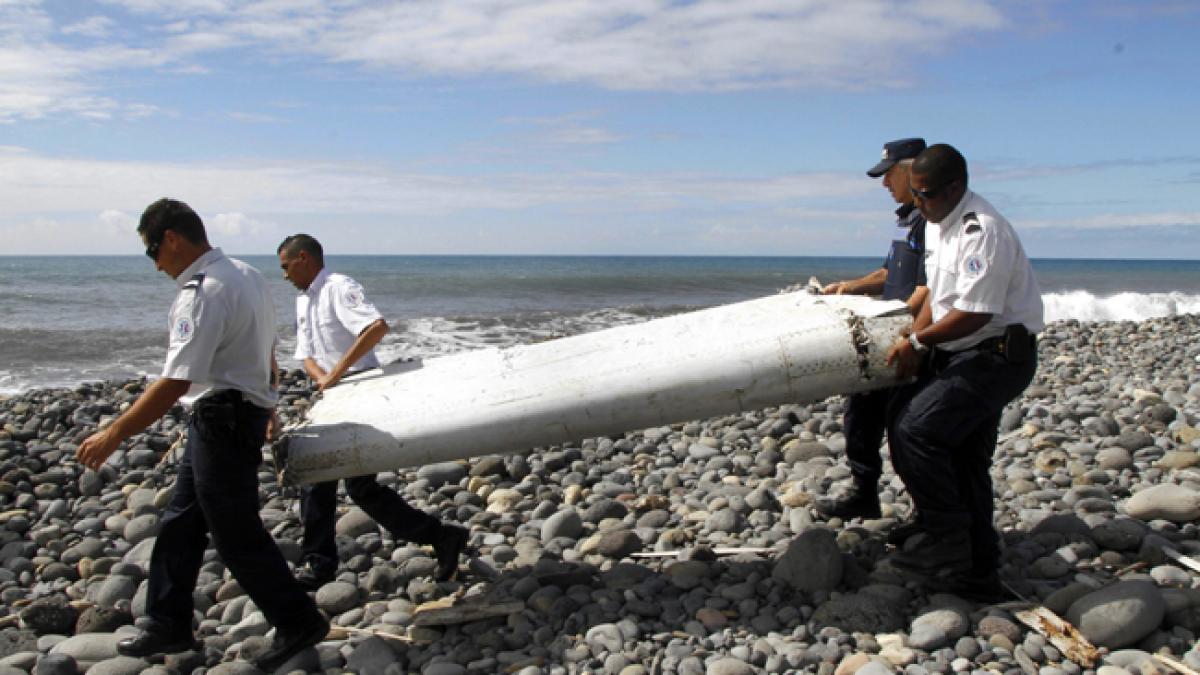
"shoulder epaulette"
183,272,205,290
963,211,982,234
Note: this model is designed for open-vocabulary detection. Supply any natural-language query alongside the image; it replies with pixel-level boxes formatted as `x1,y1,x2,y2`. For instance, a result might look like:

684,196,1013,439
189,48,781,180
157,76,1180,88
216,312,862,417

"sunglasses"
910,178,959,201
910,184,943,201
145,238,162,260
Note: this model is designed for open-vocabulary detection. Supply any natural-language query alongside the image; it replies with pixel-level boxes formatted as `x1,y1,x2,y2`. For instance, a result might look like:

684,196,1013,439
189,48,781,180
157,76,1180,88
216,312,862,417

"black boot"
254,617,330,672
433,524,469,582
943,568,1008,603
814,479,882,519
890,529,973,574
294,564,335,591
885,519,924,547
117,627,196,658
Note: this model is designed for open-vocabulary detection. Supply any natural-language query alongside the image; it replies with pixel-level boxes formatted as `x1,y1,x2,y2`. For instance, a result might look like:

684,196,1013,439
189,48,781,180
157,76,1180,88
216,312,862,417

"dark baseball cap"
867,137,927,177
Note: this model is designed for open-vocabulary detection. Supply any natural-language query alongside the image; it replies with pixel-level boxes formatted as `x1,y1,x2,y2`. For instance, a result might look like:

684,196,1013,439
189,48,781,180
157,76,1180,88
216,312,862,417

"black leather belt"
202,389,266,410
966,334,1036,356
931,333,1037,373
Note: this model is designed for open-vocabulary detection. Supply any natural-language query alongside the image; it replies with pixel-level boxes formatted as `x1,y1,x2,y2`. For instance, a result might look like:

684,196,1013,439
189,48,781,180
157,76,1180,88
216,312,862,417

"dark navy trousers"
146,392,322,636
888,346,1036,573
300,476,440,577
842,388,891,485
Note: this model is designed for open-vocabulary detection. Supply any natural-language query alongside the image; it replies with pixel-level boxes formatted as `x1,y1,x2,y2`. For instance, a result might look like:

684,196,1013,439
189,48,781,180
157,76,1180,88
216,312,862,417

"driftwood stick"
1013,606,1098,668
1154,653,1200,675
1161,546,1200,575
630,547,775,559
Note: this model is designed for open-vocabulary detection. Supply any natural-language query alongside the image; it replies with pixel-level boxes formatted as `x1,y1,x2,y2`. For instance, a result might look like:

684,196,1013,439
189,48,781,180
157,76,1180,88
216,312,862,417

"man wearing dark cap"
815,137,928,521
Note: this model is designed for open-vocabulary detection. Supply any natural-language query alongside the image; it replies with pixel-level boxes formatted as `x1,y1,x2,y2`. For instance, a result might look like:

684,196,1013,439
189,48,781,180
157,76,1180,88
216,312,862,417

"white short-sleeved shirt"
924,190,1045,352
293,268,383,374
162,248,278,408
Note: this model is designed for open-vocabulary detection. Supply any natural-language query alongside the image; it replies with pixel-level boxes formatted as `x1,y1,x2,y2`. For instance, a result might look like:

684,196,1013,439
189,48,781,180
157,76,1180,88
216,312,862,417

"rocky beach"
0,314,1198,675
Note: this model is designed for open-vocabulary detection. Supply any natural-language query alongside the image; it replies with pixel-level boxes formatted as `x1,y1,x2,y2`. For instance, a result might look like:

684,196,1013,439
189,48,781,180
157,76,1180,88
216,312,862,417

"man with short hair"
885,144,1043,599
278,234,469,588
77,199,328,671
815,137,929,520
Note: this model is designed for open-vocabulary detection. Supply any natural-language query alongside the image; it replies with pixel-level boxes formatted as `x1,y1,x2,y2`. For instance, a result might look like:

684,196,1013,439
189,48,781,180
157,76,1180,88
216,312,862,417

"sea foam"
1042,291,1200,323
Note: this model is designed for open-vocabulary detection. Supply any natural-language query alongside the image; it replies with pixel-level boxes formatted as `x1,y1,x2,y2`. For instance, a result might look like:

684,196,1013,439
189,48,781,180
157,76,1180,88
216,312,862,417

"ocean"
3,255,1200,394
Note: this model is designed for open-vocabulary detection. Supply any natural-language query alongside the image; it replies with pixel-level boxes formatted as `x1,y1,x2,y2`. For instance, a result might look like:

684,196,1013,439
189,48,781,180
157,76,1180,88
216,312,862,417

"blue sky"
2,0,1198,257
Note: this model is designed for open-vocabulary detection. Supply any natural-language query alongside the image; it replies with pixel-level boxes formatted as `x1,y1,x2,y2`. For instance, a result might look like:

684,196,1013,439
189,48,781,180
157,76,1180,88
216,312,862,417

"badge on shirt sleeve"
344,288,364,308
173,316,195,343
963,254,987,278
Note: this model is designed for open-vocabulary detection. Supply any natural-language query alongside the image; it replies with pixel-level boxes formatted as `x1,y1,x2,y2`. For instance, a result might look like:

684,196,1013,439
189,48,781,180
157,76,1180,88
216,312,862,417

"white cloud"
0,3,165,121
0,147,868,219
97,208,135,237
0,1,1012,123
304,0,1008,91
1021,211,1200,230
0,147,883,253
210,211,272,236
502,112,625,146
226,110,286,123
61,15,117,38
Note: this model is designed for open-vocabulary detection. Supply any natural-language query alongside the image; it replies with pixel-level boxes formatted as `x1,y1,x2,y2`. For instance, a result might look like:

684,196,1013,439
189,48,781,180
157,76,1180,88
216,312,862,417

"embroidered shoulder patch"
173,316,195,343
963,254,987,278
344,289,364,307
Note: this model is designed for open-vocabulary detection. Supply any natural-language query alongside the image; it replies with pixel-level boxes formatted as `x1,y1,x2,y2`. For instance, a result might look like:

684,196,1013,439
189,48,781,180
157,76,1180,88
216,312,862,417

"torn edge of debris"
1013,606,1099,668
844,313,874,380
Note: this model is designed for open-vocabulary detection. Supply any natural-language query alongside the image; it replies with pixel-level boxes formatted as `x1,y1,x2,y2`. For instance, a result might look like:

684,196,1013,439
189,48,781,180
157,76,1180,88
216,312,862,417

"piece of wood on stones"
1154,653,1200,675
328,625,412,643
1013,606,1098,668
630,547,775,559
412,595,525,627
1161,545,1200,575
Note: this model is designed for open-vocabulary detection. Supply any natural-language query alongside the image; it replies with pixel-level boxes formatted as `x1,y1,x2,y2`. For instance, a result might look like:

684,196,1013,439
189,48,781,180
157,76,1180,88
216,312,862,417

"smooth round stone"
1149,564,1191,587
912,608,968,641
315,581,360,615
585,623,623,654
48,633,123,665
1124,484,1200,522
122,514,159,545
772,528,842,592
1066,580,1166,649
704,508,742,533
1096,448,1132,470
540,510,582,542
335,508,379,538
595,530,642,559
1091,518,1146,551
416,462,467,488
423,664,467,675
91,575,139,608
954,637,981,660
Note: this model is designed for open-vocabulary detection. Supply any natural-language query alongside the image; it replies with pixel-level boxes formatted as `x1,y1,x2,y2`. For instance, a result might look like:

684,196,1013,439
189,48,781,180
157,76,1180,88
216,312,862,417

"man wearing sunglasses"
815,137,929,522
76,199,329,670
884,144,1043,600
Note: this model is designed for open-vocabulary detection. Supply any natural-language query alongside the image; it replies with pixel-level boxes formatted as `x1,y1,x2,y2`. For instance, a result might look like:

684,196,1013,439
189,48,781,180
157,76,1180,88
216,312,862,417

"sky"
1,0,1199,258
